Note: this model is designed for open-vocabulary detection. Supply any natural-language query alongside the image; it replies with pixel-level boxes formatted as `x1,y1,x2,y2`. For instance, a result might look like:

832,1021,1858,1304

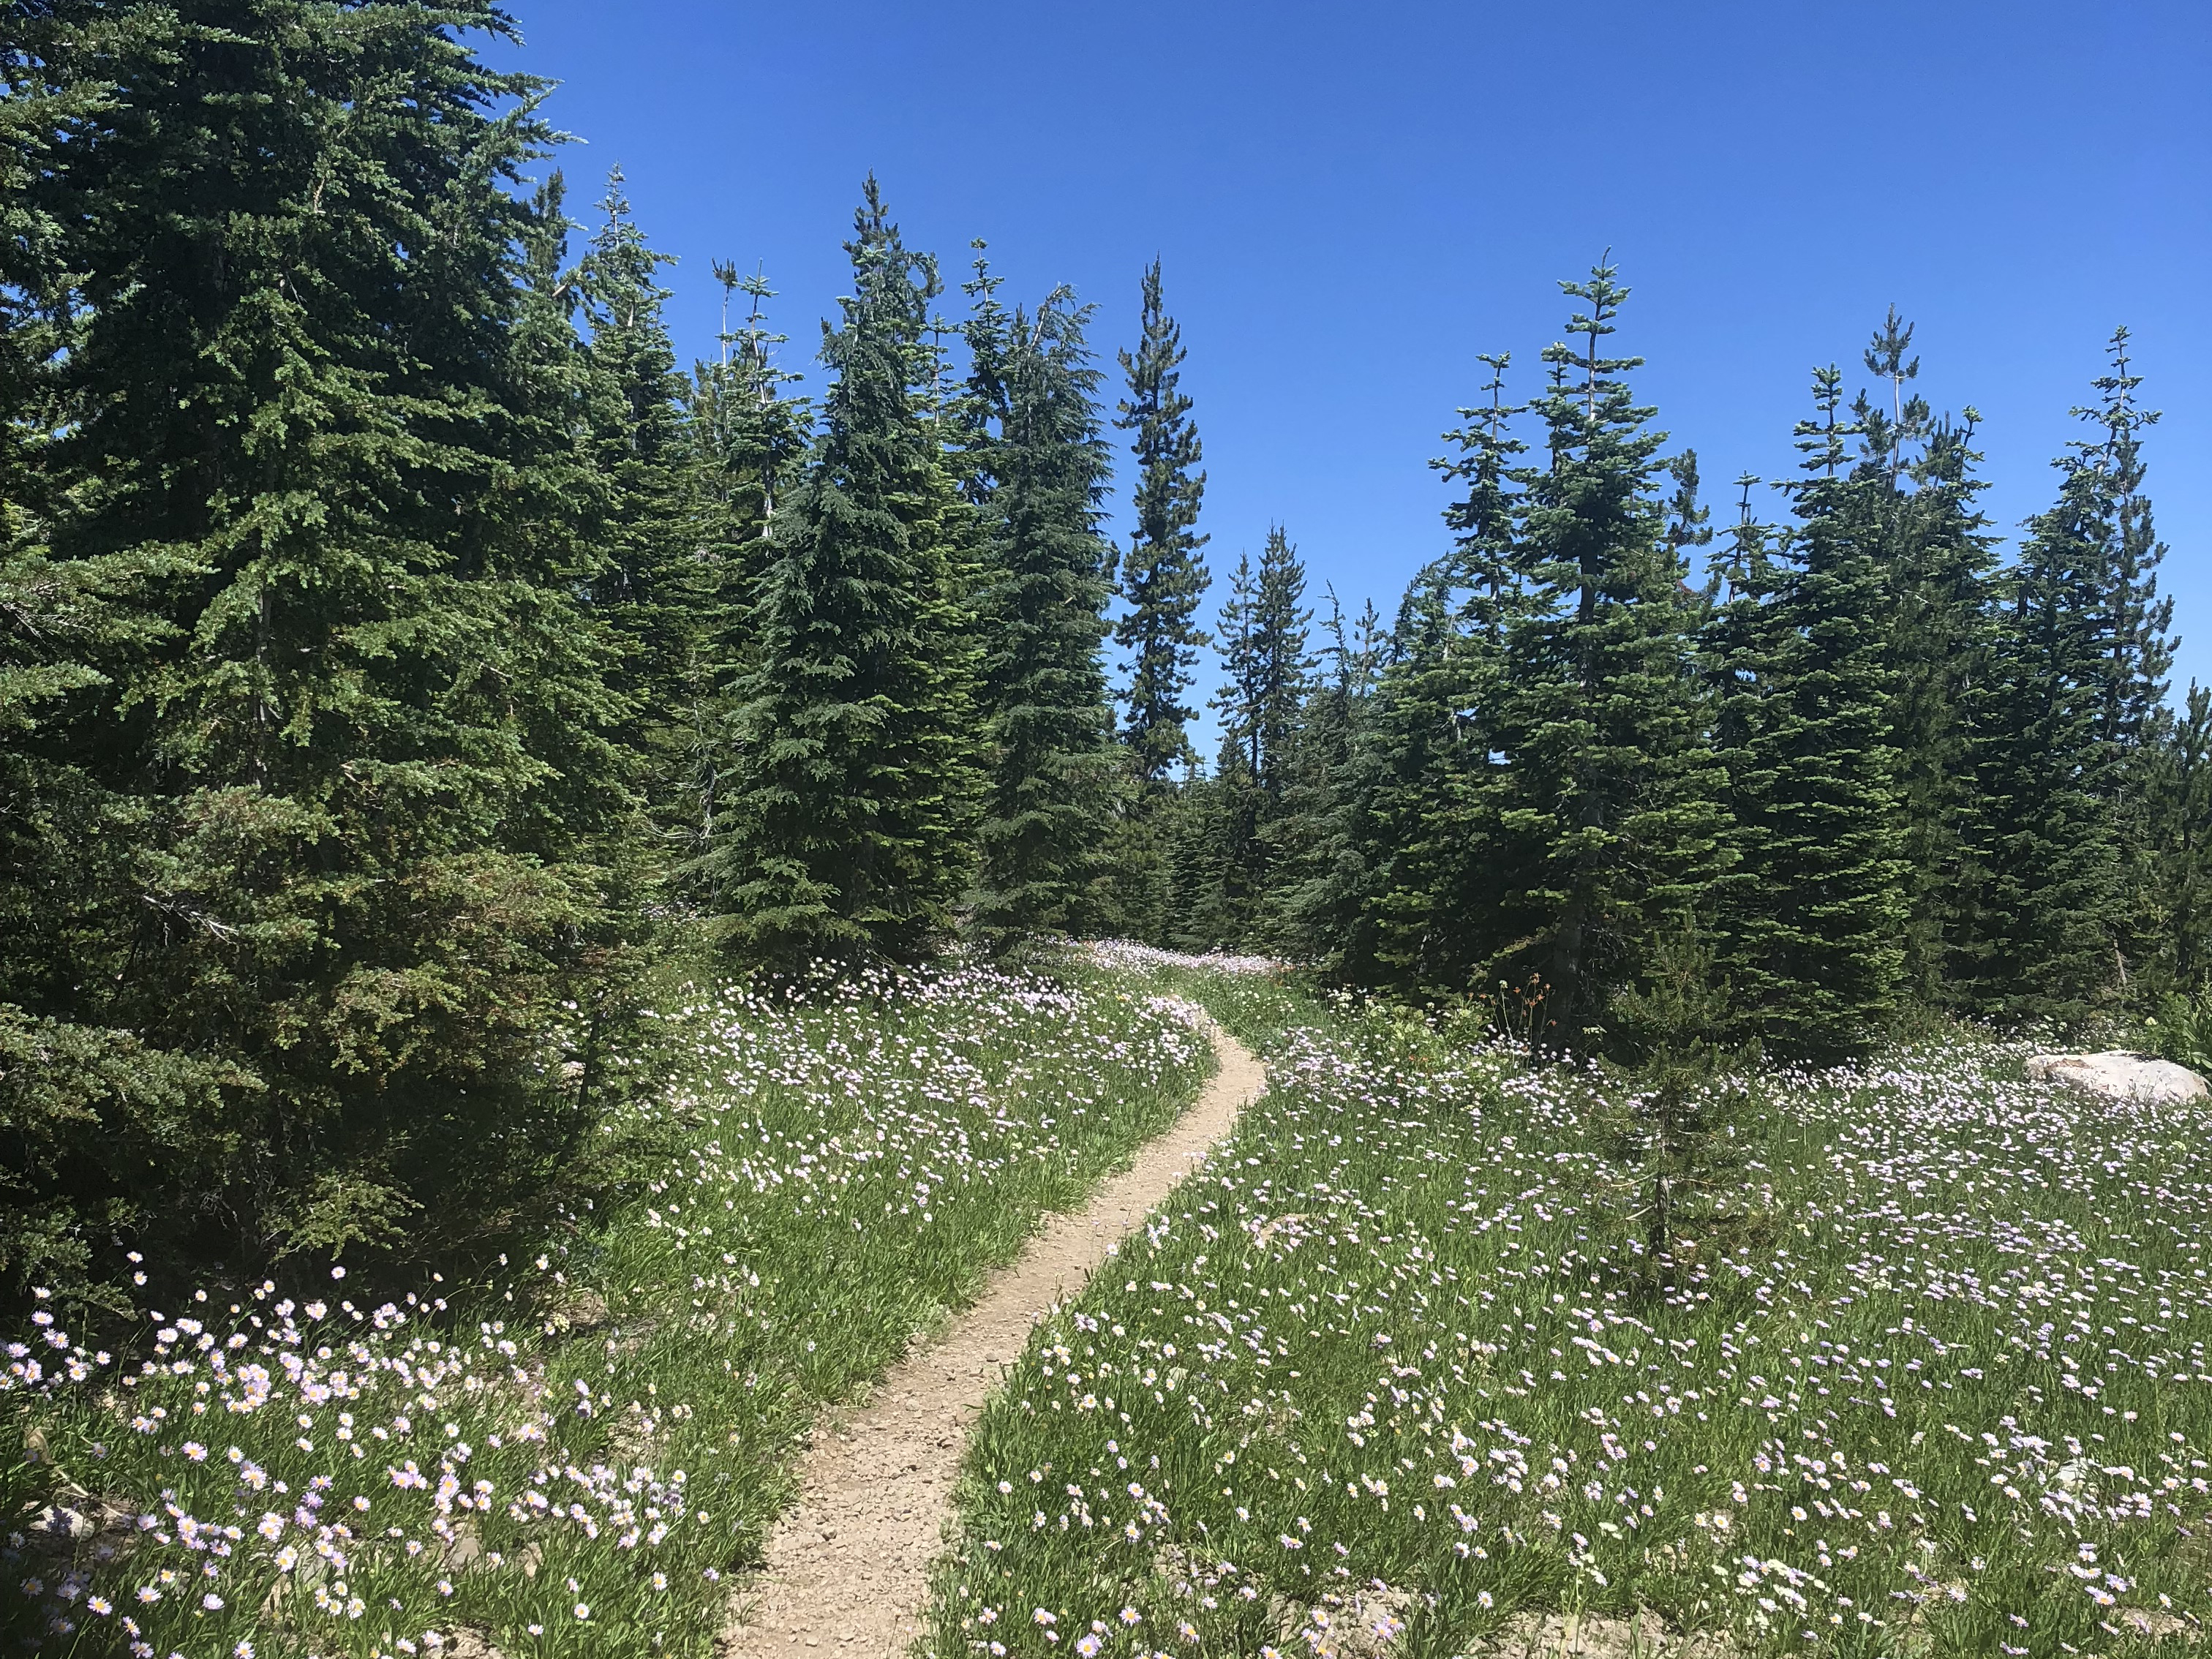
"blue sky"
494,0,2209,709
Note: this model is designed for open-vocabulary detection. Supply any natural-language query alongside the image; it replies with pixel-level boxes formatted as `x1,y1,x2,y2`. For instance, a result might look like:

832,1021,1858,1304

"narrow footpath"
721,1017,1267,1658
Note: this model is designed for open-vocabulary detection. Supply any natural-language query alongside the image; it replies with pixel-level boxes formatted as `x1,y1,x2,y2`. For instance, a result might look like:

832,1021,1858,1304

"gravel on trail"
721,1017,1268,1658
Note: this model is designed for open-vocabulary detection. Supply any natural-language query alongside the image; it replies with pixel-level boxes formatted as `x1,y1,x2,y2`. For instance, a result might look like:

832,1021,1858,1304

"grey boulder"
2025,1050,2211,1106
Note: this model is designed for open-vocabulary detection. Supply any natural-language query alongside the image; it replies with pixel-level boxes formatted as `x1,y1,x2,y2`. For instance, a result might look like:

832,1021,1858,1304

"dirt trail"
721,1017,1266,1658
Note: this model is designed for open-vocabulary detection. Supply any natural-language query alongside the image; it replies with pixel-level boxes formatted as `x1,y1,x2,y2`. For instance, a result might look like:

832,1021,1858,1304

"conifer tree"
1502,261,1724,1028
707,180,981,966
1975,381,2130,1023
1113,260,1211,787
963,279,1121,948
678,263,808,887
2089,330,2176,754
1849,309,1998,1005
2082,331,2181,979
2139,685,2212,993
0,0,634,1298
573,169,694,819
1724,370,1908,1054
1271,590,1385,969
1206,529,1313,942
1358,353,1527,990
1359,565,1497,990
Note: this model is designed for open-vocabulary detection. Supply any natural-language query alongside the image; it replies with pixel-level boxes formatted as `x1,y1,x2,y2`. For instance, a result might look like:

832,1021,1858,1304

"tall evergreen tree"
2139,685,2212,993
2082,331,2181,982
1846,309,1998,1005
963,277,1121,948
2088,329,2176,753
1974,377,2131,1023
1203,529,1313,943
1720,370,1908,1054
1497,261,1724,1029
1113,260,1211,786
573,169,693,820
0,0,634,1303
706,180,981,966
677,263,809,889
1355,353,1527,991
1271,590,1384,968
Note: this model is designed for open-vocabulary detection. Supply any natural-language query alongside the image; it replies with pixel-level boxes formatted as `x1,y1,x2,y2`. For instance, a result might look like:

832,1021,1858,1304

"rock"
2025,1050,2211,1106
31,1502,95,1540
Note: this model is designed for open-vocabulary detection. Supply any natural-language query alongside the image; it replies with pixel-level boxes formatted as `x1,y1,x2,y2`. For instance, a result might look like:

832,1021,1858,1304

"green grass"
925,971,2212,1658
1,959,1212,1659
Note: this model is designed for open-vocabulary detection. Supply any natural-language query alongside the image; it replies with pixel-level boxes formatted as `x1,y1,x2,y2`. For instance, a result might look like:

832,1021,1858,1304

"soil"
719,1016,1266,1658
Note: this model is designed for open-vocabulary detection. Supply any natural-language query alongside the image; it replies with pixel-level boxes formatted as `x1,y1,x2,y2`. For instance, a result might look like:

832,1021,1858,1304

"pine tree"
1207,528,1313,943
677,263,808,891
707,179,981,967
573,168,695,822
2083,331,2181,985
1,0,635,1301
1271,590,1385,970
1353,354,1530,991
1974,379,2130,1023
1847,309,1998,1006
963,277,1121,949
1724,369,1908,1054
2138,685,2212,994
1359,564,1498,990
1113,260,1211,787
1501,260,1725,1031
2090,330,2176,753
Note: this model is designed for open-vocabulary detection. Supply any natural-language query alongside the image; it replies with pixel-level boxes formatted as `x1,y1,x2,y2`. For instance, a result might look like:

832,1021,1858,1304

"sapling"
1605,921,1758,1287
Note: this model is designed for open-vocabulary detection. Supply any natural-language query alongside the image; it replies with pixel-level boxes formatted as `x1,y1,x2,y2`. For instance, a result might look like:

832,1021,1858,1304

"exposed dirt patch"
719,1018,1267,1658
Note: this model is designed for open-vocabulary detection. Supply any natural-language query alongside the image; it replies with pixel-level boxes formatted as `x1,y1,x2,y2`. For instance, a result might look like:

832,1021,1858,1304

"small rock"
2025,1050,2211,1106
33,1502,95,1540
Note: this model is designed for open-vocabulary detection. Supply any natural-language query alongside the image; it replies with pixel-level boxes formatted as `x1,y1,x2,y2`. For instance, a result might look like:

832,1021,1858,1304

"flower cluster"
4,960,1210,1659
931,999,2212,1657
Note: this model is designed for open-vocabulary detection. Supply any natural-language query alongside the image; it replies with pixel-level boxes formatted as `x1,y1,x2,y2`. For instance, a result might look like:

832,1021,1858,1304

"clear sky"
492,0,2210,708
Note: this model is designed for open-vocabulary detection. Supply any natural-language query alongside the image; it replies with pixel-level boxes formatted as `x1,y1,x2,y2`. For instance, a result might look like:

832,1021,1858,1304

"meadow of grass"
927,968,2212,1658
1,959,1212,1659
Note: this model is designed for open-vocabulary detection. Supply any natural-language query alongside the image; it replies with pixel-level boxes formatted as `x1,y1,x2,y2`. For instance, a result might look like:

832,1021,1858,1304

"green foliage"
704,181,983,968
2145,980,2212,1072
2135,684,2212,991
1112,259,1211,789
1971,361,2133,1026
0,0,636,1309
964,269,1121,949
1602,921,1756,1282
1201,527,1315,942
1495,262,1726,1027
1354,354,1527,994
1715,365,1908,1056
1854,310,2001,1004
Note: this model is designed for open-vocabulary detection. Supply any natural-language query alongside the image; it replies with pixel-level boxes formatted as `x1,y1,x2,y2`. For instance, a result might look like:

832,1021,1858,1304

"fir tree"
2082,331,2181,982
1728,369,1908,1054
2090,329,2176,753
2138,685,2212,993
1271,590,1385,970
0,0,635,1301
1851,309,1997,1005
707,179,981,967
1975,380,2130,1023
1355,353,1530,992
1207,529,1314,942
963,279,1121,948
573,169,694,819
678,262,808,888
1501,260,1724,1031
1113,260,1211,787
